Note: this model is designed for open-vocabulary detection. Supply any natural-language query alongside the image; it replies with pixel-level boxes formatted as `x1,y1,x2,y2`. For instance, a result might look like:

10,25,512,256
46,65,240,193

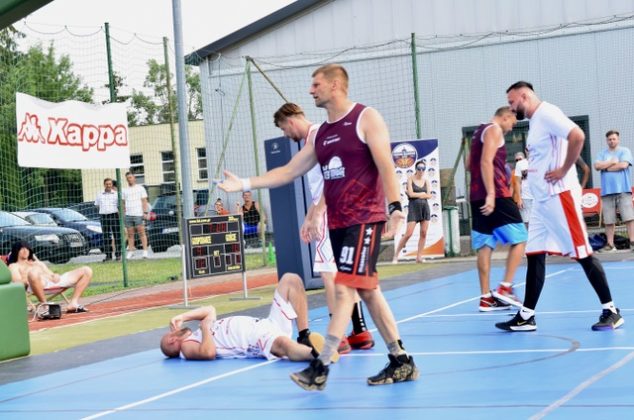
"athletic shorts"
313,210,337,273
601,192,634,224
28,272,73,294
125,215,144,228
329,222,384,290
470,197,527,251
520,198,533,223
259,290,298,360
527,189,592,259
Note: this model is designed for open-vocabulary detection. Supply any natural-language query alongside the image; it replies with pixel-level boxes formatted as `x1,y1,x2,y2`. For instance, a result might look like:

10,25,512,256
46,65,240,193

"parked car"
68,201,100,221
12,211,58,227
0,211,87,264
146,190,209,253
33,207,103,251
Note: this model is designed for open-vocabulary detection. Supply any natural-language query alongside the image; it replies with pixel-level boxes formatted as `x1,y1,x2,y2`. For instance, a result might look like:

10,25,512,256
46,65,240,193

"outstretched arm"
218,142,318,193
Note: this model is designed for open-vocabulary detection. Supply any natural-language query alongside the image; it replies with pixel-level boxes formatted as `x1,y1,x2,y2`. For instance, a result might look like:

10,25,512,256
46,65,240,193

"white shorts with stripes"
313,210,337,273
526,188,592,259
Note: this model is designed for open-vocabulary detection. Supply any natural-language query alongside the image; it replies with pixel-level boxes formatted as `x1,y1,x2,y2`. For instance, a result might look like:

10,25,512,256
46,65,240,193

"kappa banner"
392,139,444,259
16,92,130,169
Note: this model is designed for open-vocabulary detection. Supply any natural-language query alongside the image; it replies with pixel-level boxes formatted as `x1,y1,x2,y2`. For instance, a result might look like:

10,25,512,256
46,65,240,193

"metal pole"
245,59,266,265
410,33,422,139
246,56,289,102
105,22,129,288
181,237,189,306
163,37,183,244
171,0,194,218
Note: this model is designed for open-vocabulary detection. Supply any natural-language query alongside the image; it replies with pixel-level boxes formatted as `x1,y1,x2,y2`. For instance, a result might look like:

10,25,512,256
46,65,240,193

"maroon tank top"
314,103,386,229
469,122,511,201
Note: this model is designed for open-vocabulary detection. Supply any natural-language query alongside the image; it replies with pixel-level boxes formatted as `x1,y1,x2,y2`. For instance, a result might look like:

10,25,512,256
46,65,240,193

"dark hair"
415,159,426,170
606,130,620,138
103,177,113,184
273,103,305,127
506,81,534,93
8,241,34,264
125,171,132,177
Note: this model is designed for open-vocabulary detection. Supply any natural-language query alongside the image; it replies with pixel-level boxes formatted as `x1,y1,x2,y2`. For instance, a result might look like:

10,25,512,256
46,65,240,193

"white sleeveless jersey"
526,101,579,202
185,316,265,359
305,124,324,204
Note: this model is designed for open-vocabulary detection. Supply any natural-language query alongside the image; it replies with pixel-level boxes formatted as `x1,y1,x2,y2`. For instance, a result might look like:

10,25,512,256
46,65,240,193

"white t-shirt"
526,101,579,202
305,124,324,204
514,158,533,200
121,184,148,216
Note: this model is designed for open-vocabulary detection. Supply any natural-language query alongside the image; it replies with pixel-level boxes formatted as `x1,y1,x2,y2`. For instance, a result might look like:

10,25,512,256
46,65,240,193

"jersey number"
339,246,355,265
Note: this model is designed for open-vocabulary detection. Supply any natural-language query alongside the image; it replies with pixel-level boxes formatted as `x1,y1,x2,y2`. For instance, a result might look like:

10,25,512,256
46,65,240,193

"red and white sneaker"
492,284,521,307
479,295,511,312
347,330,375,350
338,336,352,354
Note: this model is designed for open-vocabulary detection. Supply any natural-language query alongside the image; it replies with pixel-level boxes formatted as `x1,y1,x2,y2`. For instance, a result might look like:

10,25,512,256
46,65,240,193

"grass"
48,253,275,297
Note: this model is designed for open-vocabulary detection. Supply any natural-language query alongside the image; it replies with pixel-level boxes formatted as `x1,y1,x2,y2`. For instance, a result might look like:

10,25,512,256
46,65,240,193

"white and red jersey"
526,101,579,202
305,124,324,205
184,316,267,359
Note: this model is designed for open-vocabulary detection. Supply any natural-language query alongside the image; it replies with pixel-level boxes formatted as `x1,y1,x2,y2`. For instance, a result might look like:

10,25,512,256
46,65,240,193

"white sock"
519,307,535,320
482,292,492,298
601,302,617,314
500,282,512,288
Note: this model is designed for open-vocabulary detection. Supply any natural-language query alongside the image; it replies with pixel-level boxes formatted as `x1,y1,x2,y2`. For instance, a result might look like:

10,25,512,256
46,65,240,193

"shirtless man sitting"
8,241,92,313
160,273,338,362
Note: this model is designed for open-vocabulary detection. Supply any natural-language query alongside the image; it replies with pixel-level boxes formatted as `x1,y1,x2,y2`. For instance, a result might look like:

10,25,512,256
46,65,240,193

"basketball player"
468,106,527,312
218,64,418,391
497,81,624,332
273,102,375,354
160,273,336,362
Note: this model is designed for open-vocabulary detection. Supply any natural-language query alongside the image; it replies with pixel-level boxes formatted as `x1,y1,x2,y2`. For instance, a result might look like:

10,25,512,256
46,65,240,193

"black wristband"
388,201,402,215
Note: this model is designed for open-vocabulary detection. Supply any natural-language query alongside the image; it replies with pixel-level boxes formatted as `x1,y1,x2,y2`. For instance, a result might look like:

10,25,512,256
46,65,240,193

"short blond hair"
312,63,349,91
273,102,305,127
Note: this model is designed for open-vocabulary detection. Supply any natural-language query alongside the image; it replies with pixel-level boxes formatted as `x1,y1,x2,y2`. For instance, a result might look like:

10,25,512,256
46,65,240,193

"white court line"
80,360,277,420
418,308,634,319
82,267,573,418
529,350,634,420
340,346,634,357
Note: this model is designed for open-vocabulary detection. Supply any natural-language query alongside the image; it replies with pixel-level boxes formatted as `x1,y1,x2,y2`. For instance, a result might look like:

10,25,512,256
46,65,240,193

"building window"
130,154,145,184
197,147,208,181
162,151,175,183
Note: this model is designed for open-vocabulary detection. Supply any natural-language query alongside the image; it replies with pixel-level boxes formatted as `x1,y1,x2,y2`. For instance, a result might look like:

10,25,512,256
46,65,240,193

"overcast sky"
24,0,295,52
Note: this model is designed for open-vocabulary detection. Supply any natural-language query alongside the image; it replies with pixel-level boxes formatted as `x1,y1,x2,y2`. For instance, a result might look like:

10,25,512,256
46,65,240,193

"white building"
188,0,634,204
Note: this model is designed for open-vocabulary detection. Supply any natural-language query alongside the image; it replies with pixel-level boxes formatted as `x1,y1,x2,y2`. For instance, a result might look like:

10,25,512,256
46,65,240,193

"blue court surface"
1,261,633,419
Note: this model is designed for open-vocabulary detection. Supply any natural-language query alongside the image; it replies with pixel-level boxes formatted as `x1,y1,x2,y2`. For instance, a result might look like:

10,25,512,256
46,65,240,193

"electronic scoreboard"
184,214,245,278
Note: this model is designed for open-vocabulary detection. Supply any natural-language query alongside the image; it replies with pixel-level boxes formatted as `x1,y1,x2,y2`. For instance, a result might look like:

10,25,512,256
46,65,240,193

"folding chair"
581,188,602,228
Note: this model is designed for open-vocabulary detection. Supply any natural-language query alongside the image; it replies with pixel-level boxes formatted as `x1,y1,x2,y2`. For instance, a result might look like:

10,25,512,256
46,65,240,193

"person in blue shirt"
594,129,634,251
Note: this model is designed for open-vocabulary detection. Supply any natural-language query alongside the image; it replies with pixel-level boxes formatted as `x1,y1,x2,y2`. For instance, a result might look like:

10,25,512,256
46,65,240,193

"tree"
0,27,94,210
128,58,202,126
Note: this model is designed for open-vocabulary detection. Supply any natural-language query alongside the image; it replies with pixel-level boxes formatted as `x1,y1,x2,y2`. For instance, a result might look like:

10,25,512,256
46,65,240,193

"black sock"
351,302,367,334
297,328,310,342
524,254,546,310
577,255,613,304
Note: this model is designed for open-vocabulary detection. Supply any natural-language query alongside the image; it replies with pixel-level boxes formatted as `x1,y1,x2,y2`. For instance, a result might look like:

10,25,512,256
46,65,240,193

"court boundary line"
80,360,277,420
341,346,634,357
529,350,634,419
77,267,572,419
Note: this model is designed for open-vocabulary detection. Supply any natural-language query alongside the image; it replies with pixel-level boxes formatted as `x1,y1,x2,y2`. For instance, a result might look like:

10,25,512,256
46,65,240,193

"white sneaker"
142,250,148,259
127,251,135,259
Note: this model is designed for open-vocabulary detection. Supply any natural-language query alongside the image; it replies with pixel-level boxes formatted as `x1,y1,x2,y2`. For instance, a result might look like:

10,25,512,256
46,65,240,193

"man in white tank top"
160,273,338,362
273,103,374,353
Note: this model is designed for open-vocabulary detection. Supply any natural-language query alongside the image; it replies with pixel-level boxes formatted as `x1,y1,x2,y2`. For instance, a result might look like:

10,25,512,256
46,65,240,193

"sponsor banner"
391,139,444,259
16,92,130,169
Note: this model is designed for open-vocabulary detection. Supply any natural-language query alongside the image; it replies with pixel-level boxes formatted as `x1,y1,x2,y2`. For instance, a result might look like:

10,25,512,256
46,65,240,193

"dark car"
68,201,100,221
0,211,87,263
33,207,103,251
146,190,209,253
13,211,58,227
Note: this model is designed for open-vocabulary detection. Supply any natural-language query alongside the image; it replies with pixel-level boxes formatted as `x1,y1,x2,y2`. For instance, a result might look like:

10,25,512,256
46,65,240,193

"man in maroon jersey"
218,64,418,391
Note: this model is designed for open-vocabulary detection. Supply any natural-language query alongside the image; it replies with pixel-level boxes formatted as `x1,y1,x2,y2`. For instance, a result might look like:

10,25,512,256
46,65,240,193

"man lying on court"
160,273,336,362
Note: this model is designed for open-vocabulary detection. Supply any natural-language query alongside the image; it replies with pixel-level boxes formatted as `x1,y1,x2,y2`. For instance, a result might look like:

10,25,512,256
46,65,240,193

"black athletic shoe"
495,312,537,332
367,354,420,386
290,358,329,391
591,308,624,331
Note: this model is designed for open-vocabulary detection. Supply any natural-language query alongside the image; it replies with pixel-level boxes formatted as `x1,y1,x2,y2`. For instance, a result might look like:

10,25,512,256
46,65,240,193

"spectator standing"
594,129,634,252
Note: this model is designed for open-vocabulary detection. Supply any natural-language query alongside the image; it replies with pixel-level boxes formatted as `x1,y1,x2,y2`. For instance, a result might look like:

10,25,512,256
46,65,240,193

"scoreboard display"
184,214,245,278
